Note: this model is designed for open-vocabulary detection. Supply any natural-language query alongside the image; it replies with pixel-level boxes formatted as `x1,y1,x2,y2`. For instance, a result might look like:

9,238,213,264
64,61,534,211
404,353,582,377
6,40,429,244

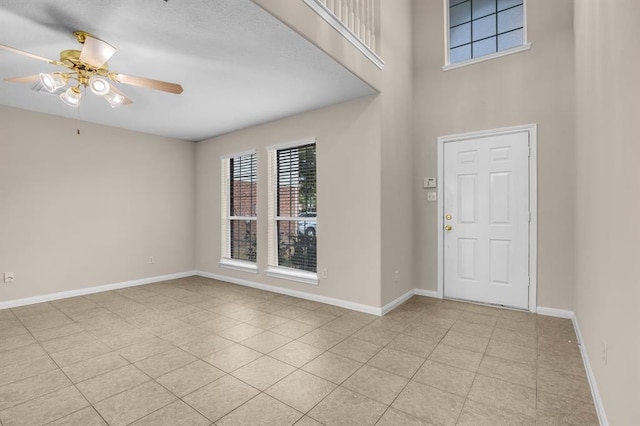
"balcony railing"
303,0,384,69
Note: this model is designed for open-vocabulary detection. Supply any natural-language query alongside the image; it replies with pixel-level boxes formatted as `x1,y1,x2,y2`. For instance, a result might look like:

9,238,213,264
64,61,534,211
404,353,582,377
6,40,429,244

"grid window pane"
472,0,496,19
473,37,497,57
498,0,523,12
276,144,317,273
473,15,497,42
498,28,523,51
450,1,471,27
450,23,471,48
450,44,472,63
448,0,524,64
498,5,523,33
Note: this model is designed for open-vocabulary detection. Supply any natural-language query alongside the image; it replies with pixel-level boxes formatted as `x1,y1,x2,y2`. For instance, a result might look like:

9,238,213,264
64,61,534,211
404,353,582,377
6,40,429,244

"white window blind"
221,152,257,264
267,142,317,274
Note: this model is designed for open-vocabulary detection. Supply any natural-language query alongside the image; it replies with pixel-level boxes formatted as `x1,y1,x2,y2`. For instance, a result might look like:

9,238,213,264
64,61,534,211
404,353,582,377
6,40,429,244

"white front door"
443,131,530,309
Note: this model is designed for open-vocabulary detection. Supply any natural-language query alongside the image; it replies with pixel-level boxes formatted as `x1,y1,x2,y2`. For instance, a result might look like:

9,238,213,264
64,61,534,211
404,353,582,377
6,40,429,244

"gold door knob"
444,225,452,231
445,214,452,220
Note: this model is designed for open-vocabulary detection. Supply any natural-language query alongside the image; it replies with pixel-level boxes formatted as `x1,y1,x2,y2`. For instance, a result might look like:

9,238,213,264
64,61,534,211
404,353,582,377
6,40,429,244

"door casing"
436,124,538,312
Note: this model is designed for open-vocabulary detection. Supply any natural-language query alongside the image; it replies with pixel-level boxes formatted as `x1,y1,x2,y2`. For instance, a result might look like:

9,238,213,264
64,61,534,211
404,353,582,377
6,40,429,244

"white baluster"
371,0,376,52
355,0,361,38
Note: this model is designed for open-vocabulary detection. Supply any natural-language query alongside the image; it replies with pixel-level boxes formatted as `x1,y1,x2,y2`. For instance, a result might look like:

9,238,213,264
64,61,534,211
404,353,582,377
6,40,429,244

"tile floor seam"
282,339,391,422
0,309,104,424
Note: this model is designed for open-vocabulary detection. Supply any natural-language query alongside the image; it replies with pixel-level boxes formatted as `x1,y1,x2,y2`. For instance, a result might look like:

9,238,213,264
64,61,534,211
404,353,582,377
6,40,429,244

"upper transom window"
447,0,526,66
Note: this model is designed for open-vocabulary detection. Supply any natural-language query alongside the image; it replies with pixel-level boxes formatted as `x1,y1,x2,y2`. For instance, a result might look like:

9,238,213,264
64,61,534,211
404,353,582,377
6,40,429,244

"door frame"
436,124,538,312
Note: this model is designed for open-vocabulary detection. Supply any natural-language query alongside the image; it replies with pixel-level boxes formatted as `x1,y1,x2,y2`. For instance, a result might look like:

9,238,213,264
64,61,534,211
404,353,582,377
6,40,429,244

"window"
267,139,317,284
220,151,257,272
446,0,528,67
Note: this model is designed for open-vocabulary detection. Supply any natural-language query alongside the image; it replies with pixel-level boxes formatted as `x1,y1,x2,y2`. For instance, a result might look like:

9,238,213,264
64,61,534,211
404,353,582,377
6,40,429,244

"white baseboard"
381,289,415,315
571,313,609,425
196,270,382,316
538,306,608,425
414,289,439,298
380,288,439,315
536,306,574,319
0,271,197,310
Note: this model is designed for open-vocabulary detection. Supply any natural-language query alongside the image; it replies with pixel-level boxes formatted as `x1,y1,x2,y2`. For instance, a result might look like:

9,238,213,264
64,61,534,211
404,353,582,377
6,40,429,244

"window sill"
266,267,318,286
442,43,532,72
219,259,258,274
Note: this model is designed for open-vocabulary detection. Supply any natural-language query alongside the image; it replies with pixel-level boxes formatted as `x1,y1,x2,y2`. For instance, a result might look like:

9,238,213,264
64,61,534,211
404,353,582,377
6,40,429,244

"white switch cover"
423,178,437,188
427,192,437,201
4,272,15,283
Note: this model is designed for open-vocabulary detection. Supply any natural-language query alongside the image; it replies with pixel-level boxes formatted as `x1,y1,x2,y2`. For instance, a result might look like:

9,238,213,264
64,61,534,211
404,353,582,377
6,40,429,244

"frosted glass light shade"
60,87,81,107
103,88,124,108
39,73,66,93
89,76,110,96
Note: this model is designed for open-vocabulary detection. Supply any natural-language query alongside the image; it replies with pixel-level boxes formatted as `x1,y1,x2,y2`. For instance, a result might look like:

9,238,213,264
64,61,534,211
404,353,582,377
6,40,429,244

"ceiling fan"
0,30,183,108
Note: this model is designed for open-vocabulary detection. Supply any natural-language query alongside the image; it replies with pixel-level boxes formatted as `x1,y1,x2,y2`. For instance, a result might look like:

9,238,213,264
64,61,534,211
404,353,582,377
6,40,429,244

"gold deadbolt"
445,214,452,220
444,225,452,231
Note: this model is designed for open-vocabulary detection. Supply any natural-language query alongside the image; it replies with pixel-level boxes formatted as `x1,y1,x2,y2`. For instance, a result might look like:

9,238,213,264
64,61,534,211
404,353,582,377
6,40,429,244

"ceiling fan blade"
5,75,41,84
79,36,116,68
113,73,183,94
0,44,55,63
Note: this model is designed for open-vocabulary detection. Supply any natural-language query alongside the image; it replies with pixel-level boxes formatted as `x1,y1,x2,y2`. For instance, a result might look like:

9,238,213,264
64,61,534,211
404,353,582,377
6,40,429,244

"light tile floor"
0,276,599,425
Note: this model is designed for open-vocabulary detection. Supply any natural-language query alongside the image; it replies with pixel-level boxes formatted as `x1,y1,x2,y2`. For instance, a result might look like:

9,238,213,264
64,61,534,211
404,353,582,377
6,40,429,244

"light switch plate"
424,178,437,188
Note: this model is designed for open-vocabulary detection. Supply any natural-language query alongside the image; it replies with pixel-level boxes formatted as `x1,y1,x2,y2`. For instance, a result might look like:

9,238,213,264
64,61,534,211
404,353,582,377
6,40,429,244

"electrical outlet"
602,341,607,365
321,269,328,279
148,256,155,264
4,272,15,283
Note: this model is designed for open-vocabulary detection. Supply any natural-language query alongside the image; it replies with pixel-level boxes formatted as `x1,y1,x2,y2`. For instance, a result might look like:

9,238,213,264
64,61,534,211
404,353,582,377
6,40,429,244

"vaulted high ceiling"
0,0,376,141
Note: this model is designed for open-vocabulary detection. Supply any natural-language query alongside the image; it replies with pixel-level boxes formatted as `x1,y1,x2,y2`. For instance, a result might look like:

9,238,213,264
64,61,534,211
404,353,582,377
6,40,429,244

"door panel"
443,131,529,309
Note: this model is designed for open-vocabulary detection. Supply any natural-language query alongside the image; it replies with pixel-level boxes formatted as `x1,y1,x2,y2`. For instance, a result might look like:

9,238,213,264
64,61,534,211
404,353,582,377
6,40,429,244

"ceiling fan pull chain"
77,103,81,135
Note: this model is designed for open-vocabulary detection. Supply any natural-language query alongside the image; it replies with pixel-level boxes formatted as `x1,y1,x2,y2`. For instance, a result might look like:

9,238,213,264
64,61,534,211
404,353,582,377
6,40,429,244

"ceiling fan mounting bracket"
73,31,95,45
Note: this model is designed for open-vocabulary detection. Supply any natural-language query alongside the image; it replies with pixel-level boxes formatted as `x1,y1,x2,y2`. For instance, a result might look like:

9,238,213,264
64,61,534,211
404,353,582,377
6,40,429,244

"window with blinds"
268,142,317,274
448,0,525,65
221,152,257,265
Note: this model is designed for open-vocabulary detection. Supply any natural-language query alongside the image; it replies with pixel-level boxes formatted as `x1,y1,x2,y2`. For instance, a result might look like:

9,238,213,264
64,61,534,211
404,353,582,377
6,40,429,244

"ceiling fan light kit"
103,87,125,108
60,86,82,107
39,72,67,92
88,76,110,96
1,30,183,110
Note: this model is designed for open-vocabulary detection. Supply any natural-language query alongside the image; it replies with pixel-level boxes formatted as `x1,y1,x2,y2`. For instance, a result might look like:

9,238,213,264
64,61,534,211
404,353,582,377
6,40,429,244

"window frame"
219,150,258,274
266,138,319,285
442,0,531,71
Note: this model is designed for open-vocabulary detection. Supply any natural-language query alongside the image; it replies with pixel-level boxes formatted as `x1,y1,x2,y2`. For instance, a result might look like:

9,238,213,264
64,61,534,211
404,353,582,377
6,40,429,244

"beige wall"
412,0,576,309
195,97,383,307
379,0,416,305
0,106,196,303
574,1,640,423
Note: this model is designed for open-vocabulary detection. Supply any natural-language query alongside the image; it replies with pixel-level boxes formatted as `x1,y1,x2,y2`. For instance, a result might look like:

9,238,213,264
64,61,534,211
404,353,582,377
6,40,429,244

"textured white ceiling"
0,0,376,141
